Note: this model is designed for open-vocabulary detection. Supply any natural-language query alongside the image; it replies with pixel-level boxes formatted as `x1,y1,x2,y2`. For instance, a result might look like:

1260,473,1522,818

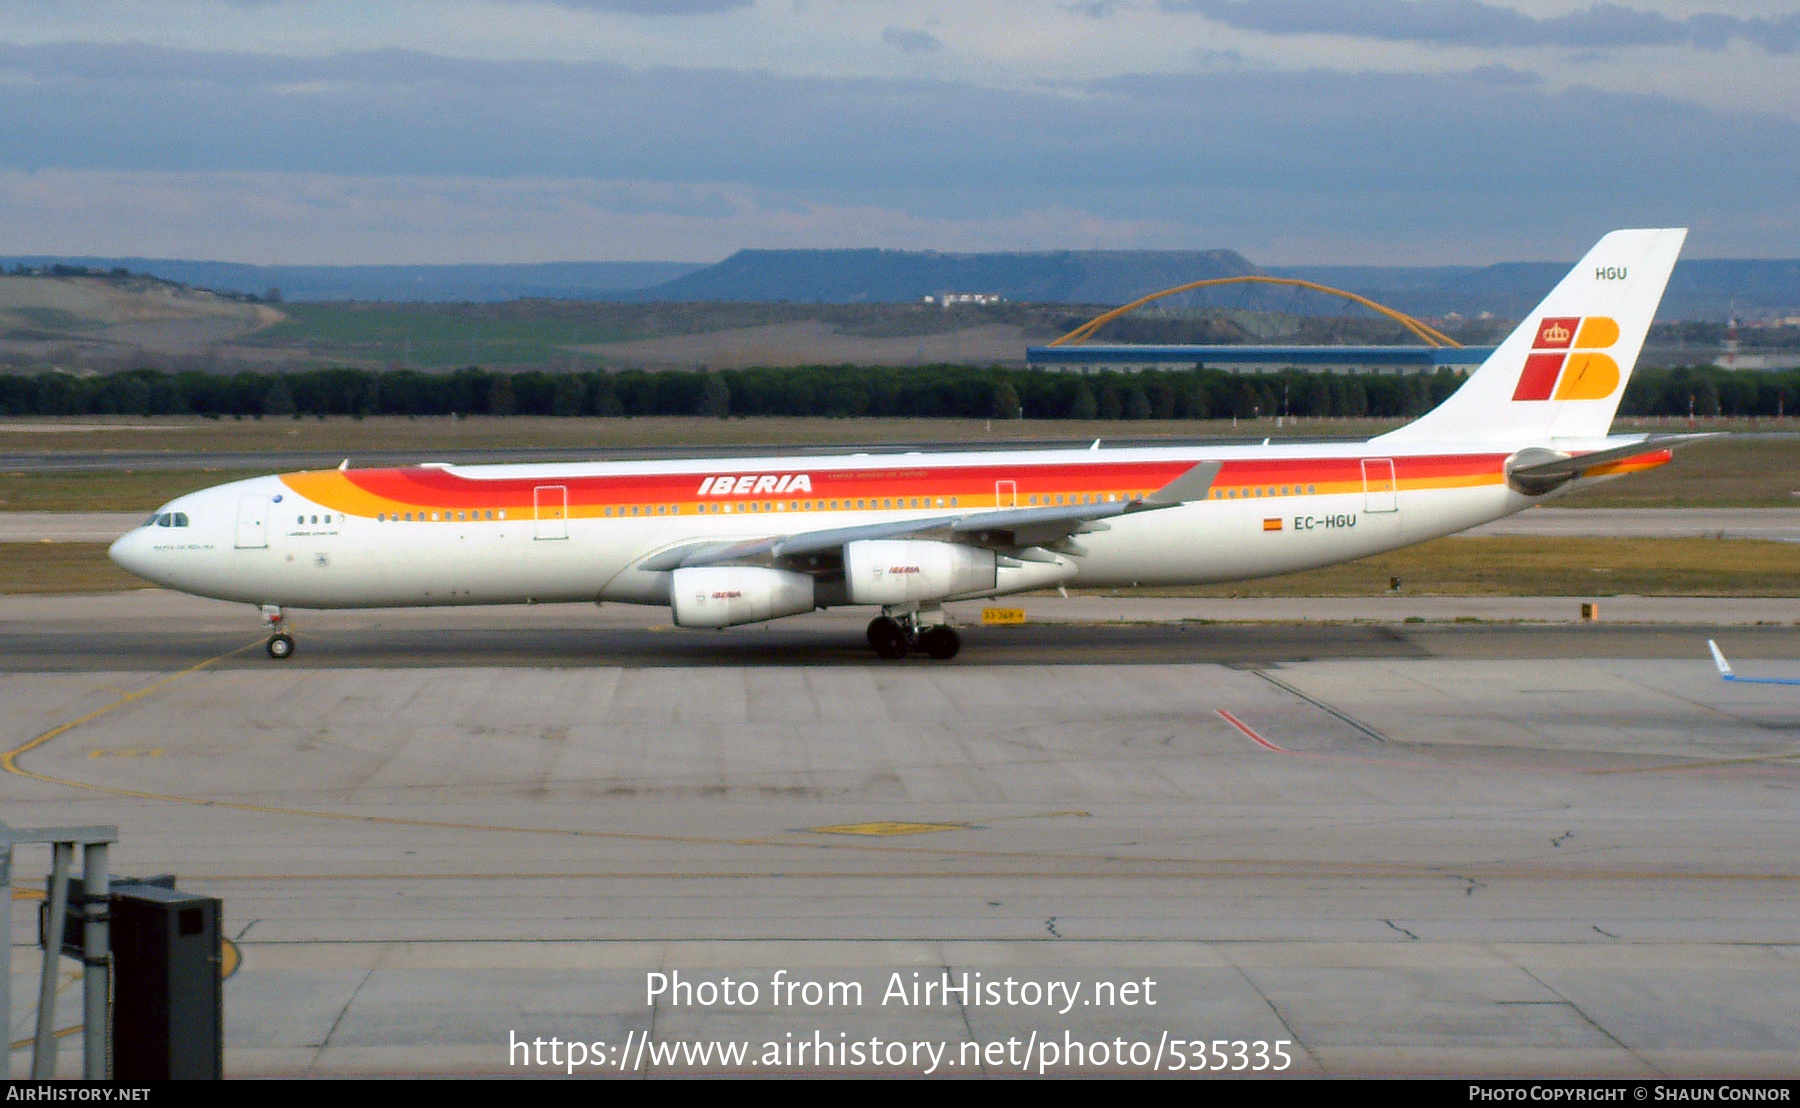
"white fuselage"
108,438,1594,613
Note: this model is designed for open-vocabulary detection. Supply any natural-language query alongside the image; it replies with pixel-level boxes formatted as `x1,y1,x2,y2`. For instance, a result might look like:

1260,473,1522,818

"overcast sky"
0,0,1795,264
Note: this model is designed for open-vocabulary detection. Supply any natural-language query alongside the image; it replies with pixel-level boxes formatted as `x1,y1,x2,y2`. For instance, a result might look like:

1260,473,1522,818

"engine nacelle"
995,553,1079,594
845,540,996,605
670,566,815,628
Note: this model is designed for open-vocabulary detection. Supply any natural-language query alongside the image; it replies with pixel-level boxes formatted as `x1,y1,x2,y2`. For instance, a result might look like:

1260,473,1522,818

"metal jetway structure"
7,822,225,1080
3,822,115,1079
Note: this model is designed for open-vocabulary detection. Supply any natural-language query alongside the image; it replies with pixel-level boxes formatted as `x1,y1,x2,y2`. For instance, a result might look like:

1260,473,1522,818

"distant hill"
5,251,1797,320
1265,259,1800,321
0,257,703,303
0,271,279,336
629,248,1259,304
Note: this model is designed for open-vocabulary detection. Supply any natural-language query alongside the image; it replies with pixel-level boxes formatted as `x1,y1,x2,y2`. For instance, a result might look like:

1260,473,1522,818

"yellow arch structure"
1050,275,1461,349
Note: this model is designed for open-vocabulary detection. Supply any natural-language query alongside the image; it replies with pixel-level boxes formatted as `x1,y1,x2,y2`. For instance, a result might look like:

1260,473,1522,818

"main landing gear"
261,604,295,660
866,606,961,661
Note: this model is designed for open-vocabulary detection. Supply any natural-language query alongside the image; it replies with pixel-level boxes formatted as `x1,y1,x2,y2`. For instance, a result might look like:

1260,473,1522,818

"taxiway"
5,593,1798,1077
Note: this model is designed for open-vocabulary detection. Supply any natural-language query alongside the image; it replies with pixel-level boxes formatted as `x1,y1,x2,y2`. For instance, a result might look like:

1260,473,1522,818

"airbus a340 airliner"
110,229,1694,661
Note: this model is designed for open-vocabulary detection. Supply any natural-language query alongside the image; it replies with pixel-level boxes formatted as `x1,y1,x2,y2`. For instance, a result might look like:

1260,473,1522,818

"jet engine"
844,539,1080,604
845,540,995,605
670,566,815,628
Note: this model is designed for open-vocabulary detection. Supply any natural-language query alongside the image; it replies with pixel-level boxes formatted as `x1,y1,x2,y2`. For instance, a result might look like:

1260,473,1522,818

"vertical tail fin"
1709,640,1735,678
1379,228,1687,444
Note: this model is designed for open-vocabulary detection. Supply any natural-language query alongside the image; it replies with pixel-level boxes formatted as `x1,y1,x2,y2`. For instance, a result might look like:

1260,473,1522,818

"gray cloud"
880,26,943,53
498,0,754,12
220,1,755,11
1466,63,1544,85
1060,1,1127,17
0,42,1794,255
1162,1,1800,53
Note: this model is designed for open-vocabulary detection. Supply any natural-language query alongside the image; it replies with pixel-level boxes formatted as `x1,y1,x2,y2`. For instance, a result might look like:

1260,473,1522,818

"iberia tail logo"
1512,316,1621,401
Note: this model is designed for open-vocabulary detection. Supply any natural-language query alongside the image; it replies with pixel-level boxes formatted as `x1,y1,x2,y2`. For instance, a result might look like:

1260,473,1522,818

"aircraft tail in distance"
1709,640,1800,686
1379,228,1687,445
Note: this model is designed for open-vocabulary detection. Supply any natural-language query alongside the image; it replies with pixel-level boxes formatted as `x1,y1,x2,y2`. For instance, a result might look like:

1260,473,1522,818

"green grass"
243,301,1081,369
4,306,101,333
1554,433,1800,508
0,470,234,512
1101,536,1800,598
0,414,1392,462
0,544,144,593
248,303,650,367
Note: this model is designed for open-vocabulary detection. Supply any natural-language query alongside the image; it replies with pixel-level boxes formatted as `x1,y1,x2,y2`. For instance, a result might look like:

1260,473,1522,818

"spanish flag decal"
1512,316,1621,402
1263,518,1283,532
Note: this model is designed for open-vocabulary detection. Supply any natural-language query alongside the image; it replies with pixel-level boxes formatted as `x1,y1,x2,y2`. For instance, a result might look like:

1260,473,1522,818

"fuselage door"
995,480,1017,509
234,495,269,549
534,485,569,540
1361,458,1398,513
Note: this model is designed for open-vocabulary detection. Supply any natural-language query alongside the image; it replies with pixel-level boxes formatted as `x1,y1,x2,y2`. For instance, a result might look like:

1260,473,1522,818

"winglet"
1143,460,1221,506
1708,640,1734,679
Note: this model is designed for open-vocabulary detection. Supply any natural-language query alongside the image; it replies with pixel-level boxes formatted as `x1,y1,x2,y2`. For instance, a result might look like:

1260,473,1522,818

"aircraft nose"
108,528,156,581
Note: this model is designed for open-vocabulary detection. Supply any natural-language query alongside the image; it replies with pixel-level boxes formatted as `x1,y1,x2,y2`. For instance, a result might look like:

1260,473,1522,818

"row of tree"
0,364,1791,421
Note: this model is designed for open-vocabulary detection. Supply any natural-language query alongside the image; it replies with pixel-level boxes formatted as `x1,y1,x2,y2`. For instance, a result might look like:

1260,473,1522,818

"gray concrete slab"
0,513,142,542
6,592,1800,1077
2,591,1799,675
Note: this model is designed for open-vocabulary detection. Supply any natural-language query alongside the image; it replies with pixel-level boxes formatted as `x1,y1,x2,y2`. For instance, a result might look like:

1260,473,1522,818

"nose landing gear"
261,604,295,660
866,606,961,661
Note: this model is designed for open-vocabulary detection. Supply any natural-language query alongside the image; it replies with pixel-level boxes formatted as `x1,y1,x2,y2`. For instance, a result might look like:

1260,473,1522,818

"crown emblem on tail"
1515,315,1621,401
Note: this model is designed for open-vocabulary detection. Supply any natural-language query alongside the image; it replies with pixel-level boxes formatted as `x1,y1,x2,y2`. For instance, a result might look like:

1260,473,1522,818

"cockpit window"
145,512,191,528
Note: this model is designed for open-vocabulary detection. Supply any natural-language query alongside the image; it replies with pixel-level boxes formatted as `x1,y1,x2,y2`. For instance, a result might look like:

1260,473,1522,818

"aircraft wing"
635,460,1220,573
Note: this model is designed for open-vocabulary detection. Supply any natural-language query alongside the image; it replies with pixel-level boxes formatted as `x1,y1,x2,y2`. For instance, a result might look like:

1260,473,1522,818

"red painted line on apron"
1216,709,1297,755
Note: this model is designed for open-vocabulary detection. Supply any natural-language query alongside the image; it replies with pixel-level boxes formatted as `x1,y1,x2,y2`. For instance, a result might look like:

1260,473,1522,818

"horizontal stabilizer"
1506,435,1707,494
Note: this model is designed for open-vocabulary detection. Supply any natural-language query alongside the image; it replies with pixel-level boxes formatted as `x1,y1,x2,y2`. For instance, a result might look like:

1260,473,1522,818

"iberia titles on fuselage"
109,229,1693,661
